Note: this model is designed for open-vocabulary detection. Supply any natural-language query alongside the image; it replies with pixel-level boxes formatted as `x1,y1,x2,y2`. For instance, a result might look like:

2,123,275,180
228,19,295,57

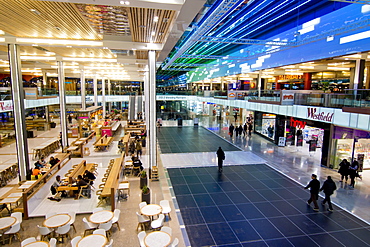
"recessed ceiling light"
30,9,41,15
153,16,159,22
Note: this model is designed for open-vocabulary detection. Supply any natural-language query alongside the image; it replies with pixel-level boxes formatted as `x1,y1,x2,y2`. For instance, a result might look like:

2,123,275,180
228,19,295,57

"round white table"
0,216,16,230
43,214,71,228
24,241,50,247
144,231,171,247
89,210,114,224
141,204,162,218
77,234,107,247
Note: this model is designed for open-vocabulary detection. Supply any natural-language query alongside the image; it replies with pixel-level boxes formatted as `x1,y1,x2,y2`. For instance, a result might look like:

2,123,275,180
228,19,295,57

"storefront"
330,126,370,171
255,112,331,166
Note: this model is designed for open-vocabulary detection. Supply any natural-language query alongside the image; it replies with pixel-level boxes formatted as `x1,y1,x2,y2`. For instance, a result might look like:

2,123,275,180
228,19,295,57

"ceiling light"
30,9,41,15
120,1,130,5
32,44,38,47
62,57,117,62
51,65,79,69
153,16,159,22
299,66,314,69
151,32,156,36
327,67,350,70
16,38,103,46
20,56,56,60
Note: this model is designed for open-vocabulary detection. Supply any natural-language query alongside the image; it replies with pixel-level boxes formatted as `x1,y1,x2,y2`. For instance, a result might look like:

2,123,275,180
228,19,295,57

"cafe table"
89,210,114,224
43,213,71,229
0,216,16,231
77,234,107,247
140,204,162,220
144,231,171,247
24,241,50,247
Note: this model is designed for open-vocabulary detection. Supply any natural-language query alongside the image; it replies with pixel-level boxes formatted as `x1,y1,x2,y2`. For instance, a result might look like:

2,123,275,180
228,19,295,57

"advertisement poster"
297,135,303,146
278,137,286,147
308,139,317,152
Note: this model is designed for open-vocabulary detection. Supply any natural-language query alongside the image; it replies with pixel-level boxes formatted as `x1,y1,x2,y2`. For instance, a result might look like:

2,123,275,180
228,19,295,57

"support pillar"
108,79,111,113
102,77,106,119
144,66,149,121
80,68,86,110
57,60,69,150
303,73,312,90
257,70,262,98
93,75,98,106
8,44,29,181
148,51,156,179
351,59,365,90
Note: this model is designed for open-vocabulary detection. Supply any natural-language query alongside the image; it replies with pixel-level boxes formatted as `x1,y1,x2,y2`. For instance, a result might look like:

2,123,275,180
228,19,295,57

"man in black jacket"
304,174,320,211
216,147,225,172
320,176,337,212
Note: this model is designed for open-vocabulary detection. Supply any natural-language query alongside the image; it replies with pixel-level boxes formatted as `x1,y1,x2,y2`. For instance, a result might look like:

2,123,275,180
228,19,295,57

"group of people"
338,158,361,188
31,156,60,179
305,174,337,212
228,123,252,138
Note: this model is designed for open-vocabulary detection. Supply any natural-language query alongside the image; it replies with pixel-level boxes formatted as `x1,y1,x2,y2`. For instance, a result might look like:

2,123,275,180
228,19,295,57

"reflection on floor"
168,165,370,247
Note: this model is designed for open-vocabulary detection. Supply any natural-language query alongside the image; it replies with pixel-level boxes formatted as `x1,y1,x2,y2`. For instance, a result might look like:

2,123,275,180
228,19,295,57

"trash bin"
177,118,183,127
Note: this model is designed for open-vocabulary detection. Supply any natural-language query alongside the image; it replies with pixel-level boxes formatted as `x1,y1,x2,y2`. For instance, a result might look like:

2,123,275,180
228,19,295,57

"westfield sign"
307,107,334,122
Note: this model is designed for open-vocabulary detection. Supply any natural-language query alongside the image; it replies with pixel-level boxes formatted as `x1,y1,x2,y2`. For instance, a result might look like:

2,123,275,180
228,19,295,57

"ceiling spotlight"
151,32,155,36
153,16,159,22
120,1,130,5
30,9,41,15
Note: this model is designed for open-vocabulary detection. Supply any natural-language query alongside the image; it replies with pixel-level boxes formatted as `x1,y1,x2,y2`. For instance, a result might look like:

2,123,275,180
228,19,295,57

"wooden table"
144,231,171,247
89,210,114,224
24,241,50,247
141,204,162,218
43,214,71,228
77,234,107,247
0,216,16,230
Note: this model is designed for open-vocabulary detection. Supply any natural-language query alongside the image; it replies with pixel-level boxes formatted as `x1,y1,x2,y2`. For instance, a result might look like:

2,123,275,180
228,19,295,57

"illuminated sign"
307,107,334,122
0,101,13,111
290,117,306,129
277,75,303,80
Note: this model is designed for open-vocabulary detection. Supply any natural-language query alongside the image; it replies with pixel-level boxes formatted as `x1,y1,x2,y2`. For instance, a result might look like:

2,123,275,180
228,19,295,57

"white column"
102,77,106,119
257,70,262,98
57,60,69,149
148,51,156,180
8,44,29,180
80,68,86,110
144,66,149,121
93,74,98,106
108,79,111,113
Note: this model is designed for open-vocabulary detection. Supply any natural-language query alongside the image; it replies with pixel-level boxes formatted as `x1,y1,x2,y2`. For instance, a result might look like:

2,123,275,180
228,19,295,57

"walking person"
238,125,243,136
229,124,234,138
349,159,359,188
234,112,238,123
243,123,248,136
304,174,320,211
338,159,350,183
320,176,337,212
248,123,253,136
216,147,225,172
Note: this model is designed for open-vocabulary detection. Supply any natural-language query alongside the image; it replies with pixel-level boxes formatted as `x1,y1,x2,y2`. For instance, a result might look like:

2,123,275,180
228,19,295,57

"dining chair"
98,220,113,239
49,238,57,247
161,226,172,236
93,207,104,213
67,211,77,233
38,224,53,241
151,214,165,231
139,201,147,209
160,200,172,220
4,222,21,244
55,223,71,242
93,229,106,236
11,212,24,230
137,231,146,247
83,217,98,236
45,212,57,219
105,239,114,247
136,212,150,231
112,208,121,231
21,237,36,247
71,236,82,247
170,237,179,247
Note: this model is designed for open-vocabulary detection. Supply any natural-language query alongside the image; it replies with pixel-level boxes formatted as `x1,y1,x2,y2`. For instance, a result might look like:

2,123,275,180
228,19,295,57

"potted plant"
141,185,150,204
140,170,147,189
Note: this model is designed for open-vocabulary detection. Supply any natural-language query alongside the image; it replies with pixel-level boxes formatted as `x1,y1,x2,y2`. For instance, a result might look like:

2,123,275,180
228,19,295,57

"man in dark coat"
216,147,225,172
320,176,337,212
229,124,234,138
304,174,320,211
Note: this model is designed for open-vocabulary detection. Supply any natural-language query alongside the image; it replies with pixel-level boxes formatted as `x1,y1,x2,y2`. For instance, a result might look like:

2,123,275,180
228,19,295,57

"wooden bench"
93,135,114,151
120,134,130,156
65,160,96,184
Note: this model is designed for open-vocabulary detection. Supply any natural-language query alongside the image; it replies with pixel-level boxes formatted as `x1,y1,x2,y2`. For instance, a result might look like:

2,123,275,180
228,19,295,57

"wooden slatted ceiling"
0,0,100,40
127,7,176,43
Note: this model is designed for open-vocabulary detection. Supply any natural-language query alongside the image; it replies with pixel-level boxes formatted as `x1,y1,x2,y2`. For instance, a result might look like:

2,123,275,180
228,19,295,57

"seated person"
83,170,96,185
32,166,41,179
49,156,60,167
49,175,64,201
118,140,124,153
73,175,89,199
133,158,144,175
39,157,47,167
34,161,44,169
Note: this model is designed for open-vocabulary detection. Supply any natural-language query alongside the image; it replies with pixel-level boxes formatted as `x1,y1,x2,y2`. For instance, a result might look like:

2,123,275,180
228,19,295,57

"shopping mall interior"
1,0,370,247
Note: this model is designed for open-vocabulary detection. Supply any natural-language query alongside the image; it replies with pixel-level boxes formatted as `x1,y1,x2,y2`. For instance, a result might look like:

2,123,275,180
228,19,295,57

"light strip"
62,57,117,62
20,56,56,60
51,65,79,69
327,67,350,70
340,30,370,44
16,38,103,46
